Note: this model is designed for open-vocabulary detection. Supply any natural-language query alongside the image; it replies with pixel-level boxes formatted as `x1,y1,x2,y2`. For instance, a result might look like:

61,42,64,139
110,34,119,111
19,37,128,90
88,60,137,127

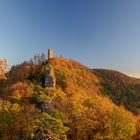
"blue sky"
0,0,140,77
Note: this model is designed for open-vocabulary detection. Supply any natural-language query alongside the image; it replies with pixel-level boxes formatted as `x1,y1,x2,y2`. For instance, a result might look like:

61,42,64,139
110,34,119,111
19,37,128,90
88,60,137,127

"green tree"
30,113,68,140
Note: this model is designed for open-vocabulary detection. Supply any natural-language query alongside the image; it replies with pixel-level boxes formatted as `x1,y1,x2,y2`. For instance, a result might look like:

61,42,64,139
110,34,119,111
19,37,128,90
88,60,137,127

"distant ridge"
93,69,140,114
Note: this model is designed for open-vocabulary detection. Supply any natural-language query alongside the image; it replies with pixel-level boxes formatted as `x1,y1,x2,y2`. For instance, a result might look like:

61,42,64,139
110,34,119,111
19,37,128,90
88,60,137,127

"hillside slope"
93,69,140,114
0,57,139,139
50,58,100,96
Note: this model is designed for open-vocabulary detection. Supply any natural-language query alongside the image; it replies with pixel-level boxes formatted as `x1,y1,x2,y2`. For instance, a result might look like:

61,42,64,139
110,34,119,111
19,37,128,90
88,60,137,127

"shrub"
55,69,67,90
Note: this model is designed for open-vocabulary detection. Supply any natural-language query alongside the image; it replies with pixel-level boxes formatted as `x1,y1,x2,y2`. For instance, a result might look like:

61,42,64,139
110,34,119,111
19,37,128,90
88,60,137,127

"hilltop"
0,56,140,139
50,58,100,96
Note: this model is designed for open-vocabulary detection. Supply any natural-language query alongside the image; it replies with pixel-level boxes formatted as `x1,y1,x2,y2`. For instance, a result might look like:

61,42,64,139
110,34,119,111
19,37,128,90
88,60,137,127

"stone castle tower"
42,48,56,88
48,48,53,60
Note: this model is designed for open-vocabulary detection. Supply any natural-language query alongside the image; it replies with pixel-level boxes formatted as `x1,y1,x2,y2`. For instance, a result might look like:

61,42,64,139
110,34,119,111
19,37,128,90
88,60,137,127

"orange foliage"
2,82,33,99
0,59,7,80
50,57,100,96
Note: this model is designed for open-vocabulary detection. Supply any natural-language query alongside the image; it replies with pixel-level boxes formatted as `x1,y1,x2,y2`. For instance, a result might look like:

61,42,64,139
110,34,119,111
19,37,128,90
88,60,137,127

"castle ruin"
43,48,56,88
48,48,53,60
44,65,56,87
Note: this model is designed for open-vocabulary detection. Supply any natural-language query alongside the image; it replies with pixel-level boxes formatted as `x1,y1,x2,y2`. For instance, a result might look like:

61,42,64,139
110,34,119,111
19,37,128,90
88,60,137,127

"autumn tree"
69,96,112,140
134,116,140,139
0,59,7,80
109,106,136,140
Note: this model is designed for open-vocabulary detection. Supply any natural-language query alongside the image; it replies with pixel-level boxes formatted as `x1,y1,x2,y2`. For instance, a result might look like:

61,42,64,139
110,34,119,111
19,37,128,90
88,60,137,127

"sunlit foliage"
0,57,139,140
0,59,7,80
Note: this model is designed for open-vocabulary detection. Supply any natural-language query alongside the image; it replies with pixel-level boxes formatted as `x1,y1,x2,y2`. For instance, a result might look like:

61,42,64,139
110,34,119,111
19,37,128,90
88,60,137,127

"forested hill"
0,56,140,139
93,69,140,115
